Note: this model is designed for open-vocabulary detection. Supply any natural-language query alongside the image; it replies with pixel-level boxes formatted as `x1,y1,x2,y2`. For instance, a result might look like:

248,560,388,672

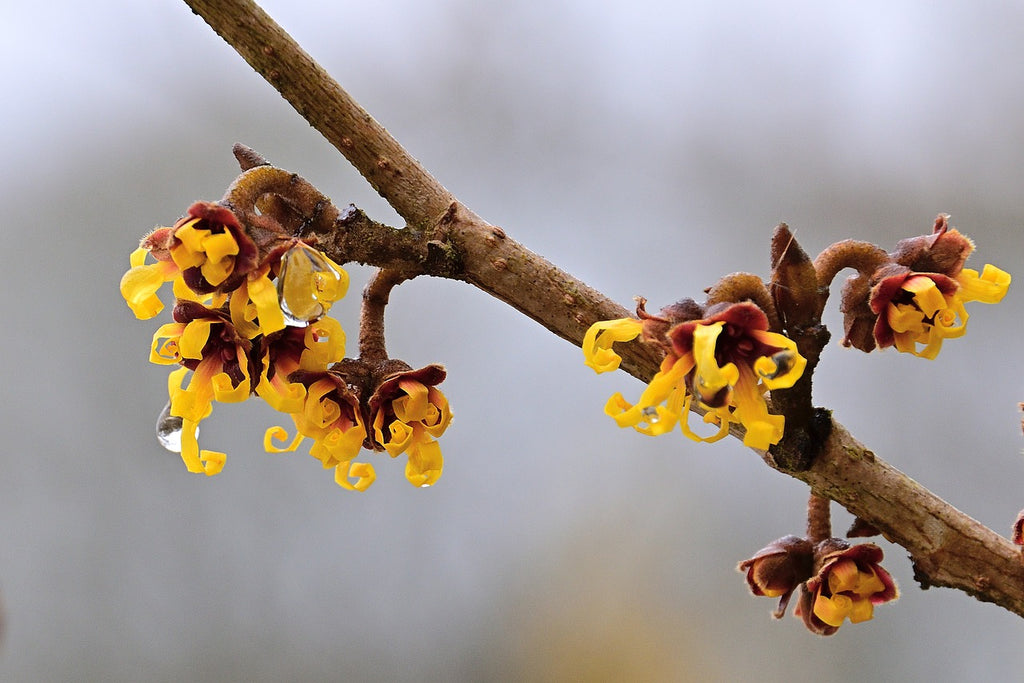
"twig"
182,0,1024,617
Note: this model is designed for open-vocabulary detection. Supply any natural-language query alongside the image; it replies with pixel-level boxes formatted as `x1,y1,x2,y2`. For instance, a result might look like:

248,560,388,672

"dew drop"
155,401,190,453
642,406,660,423
276,244,343,326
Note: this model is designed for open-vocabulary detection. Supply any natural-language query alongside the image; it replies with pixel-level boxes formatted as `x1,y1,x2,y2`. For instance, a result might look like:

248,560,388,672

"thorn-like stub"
232,143,270,170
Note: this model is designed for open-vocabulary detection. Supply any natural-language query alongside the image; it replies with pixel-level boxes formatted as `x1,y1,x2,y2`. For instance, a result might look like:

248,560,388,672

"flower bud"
738,535,814,618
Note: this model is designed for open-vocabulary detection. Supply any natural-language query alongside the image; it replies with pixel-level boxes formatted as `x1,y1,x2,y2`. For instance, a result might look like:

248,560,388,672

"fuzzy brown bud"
890,214,975,277
770,224,822,331
738,535,814,619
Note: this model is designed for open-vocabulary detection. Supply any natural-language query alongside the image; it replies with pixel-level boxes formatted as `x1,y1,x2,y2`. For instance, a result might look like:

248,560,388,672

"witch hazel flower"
120,202,259,319
367,362,453,488
149,301,255,475
583,299,806,450
264,362,373,491
794,540,899,635
835,214,1010,359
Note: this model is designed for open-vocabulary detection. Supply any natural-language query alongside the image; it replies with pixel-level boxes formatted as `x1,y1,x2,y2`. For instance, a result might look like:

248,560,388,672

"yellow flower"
794,541,898,635
870,264,1010,359
168,202,258,295
264,369,371,491
120,227,180,319
150,302,253,475
586,302,805,450
368,364,452,487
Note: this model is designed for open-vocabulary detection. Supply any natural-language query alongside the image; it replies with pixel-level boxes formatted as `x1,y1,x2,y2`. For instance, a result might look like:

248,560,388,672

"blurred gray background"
4,1,1024,680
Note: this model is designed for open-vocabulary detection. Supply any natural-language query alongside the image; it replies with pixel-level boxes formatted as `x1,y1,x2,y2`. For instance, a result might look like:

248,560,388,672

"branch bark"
182,0,1024,617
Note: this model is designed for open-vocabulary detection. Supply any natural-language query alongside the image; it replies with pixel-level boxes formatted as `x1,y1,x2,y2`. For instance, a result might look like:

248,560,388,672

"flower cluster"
121,200,452,489
739,537,898,635
839,215,1010,359
265,360,452,490
583,299,806,450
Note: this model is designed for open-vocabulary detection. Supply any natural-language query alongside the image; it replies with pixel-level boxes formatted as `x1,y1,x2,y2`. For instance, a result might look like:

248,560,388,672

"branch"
182,0,1024,616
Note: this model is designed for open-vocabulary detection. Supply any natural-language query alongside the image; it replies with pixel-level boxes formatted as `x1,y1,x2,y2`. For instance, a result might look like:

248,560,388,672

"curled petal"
750,331,807,390
678,407,731,444
309,423,367,469
246,272,286,336
299,317,346,370
692,322,739,407
178,320,213,360
179,418,225,476
120,249,178,319
256,369,307,414
902,276,946,317
229,287,261,339
264,426,305,453
337,461,376,491
603,355,692,435
731,368,785,450
957,264,1011,303
582,318,644,373
394,380,430,422
405,438,443,487
150,323,186,364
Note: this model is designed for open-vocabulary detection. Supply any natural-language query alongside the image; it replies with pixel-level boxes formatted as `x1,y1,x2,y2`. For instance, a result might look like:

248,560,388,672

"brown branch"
182,0,1024,617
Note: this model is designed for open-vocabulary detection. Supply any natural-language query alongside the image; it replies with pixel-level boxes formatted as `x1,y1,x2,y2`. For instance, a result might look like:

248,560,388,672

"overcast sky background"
3,1,1024,681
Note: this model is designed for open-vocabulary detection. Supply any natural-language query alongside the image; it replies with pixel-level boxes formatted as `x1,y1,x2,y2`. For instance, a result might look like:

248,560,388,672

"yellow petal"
394,380,430,422
750,331,807,390
310,423,367,469
383,420,415,456
405,437,443,487
847,597,875,624
903,276,946,317
247,272,286,335
264,425,305,453
678,406,731,444
827,559,861,594
337,461,376,491
813,592,852,628
422,388,453,437
229,287,261,339
692,323,739,405
178,320,213,360
582,318,644,373
120,259,171,319
731,370,784,450
299,317,346,369
150,323,186,364
957,264,1011,304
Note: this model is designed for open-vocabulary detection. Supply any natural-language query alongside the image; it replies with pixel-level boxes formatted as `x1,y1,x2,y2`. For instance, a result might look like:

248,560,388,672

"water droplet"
419,483,432,488
155,401,192,453
277,243,342,326
642,406,660,423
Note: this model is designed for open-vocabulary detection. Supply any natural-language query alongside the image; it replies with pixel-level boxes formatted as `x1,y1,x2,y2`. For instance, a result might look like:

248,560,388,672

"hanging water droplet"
155,401,184,452
642,406,660,424
277,243,342,326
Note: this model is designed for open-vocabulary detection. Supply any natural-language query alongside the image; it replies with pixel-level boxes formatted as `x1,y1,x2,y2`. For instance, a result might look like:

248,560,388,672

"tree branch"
182,0,1024,617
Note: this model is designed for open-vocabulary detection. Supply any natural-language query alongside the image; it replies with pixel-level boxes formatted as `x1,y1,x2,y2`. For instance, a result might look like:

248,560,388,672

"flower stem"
813,240,890,290
359,268,408,364
806,491,832,544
